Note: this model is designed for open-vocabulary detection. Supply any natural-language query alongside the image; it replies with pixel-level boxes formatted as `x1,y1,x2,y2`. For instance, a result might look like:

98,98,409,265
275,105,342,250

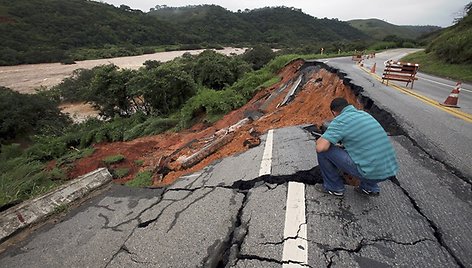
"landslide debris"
69,60,361,186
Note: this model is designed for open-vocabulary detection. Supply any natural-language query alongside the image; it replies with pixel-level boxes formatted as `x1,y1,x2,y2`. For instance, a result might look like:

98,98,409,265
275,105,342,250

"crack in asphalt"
263,182,281,192
236,254,313,267
166,187,219,233
230,168,321,191
389,179,465,268
322,237,434,267
104,232,136,268
217,190,250,267
105,186,234,266
93,204,115,212
101,194,164,230
262,222,307,246
136,190,193,229
118,245,160,265
397,134,472,188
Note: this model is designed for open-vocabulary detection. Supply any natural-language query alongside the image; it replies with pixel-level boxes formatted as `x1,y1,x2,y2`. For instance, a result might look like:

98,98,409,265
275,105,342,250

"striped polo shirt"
322,105,398,180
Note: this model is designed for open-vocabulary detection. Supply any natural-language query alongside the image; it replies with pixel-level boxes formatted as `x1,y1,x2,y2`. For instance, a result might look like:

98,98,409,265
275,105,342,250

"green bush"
0,143,23,161
134,159,144,166
125,170,153,187
266,54,301,73
26,136,69,161
102,154,125,165
229,69,275,99
241,45,276,70
191,50,251,90
0,87,70,144
179,88,245,128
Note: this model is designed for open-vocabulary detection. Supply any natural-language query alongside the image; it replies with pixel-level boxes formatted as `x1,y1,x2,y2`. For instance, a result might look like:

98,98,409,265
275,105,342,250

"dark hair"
330,98,349,112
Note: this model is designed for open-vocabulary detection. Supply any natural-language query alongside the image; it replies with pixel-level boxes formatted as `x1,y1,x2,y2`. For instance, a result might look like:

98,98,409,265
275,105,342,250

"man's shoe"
315,184,344,198
355,187,380,196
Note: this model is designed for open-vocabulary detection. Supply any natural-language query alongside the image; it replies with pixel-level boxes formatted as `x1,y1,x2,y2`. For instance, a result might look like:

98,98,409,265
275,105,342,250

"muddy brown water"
0,47,246,121
0,47,245,94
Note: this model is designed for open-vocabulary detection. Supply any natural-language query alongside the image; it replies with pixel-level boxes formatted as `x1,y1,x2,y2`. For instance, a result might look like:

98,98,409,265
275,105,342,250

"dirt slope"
68,60,361,186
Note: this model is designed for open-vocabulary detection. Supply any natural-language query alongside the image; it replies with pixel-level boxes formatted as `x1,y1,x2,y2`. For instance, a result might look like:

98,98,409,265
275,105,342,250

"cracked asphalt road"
1,50,471,267
1,127,470,267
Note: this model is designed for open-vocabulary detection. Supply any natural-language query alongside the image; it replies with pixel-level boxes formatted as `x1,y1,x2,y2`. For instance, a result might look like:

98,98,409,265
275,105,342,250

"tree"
191,50,251,90
86,65,137,118
54,68,97,102
241,45,276,70
129,62,197,115
0,87,70,144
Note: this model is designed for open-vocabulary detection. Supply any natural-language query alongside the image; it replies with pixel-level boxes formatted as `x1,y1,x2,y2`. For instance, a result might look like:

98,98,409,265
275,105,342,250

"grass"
125,171,153,187
111,168,130,179
53,203,69,214
0,144,96,208
401,51,472,83
56,147,95,167
0,157,59,208
102,154,125,165
134,159,144,166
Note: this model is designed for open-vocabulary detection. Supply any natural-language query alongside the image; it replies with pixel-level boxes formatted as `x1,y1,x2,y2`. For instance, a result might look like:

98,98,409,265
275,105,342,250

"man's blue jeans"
317,146,386,193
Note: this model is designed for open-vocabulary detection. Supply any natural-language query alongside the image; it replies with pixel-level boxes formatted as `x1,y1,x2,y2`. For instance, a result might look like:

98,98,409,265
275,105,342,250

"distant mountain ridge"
348,19,441,40
0,1,442,66
149,5,370,44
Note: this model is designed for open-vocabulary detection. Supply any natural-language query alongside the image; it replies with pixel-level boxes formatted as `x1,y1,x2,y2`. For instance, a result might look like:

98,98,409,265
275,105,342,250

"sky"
98,0,470,27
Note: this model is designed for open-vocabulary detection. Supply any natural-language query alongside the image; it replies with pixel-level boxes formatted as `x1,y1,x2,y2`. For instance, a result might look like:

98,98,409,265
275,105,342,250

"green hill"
0,0,180,65
150,6,370,45
401,3,472,82
148,5,259,44
426,4,472,64
1,1,414,66
348,19,441,40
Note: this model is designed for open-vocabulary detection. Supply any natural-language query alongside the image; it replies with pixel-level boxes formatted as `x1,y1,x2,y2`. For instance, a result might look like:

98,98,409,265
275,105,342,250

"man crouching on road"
315,97,398,197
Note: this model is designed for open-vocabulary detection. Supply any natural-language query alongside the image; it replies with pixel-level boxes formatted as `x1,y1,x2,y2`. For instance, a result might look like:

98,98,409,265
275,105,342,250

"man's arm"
316,137,331,153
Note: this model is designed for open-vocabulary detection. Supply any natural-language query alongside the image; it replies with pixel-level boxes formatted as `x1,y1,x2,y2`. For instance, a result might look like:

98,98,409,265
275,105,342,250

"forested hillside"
150,5,370,44
0,1,370,65
348,19,441,40
0,0,179,65
426,3,472,64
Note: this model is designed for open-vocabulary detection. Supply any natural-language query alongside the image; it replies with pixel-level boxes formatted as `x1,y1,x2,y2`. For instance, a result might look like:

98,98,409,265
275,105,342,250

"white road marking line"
258,129,308,266
259,129,274,176
282,182,308,267
417,75,472,93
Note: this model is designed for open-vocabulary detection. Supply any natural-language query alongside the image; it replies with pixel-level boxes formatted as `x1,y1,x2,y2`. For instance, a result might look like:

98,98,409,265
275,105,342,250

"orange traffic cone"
440,82,461,108
370,63,376,73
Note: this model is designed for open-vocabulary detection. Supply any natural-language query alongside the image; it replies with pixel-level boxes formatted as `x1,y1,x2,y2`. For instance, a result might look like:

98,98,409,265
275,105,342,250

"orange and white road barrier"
440,82,461,108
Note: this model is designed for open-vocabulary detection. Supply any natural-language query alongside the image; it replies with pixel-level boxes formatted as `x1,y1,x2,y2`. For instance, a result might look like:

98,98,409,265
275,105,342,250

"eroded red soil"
68,60,361,186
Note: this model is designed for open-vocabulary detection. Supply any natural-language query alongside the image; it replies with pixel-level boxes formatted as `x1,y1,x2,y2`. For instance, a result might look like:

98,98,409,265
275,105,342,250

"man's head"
330,98,349,116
